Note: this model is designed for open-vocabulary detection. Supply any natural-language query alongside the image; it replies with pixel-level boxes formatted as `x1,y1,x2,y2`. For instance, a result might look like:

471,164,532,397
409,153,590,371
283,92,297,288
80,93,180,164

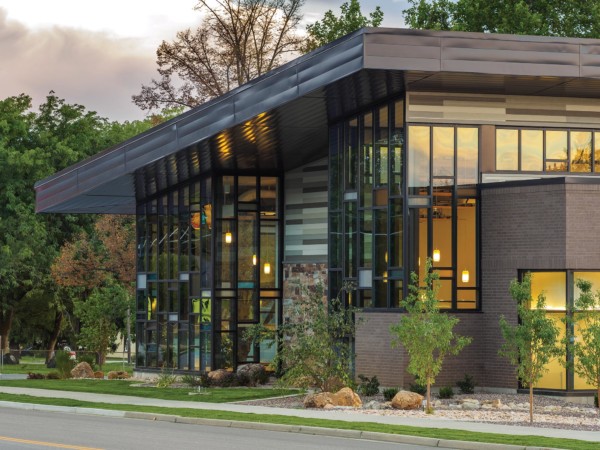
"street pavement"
0,386,597,449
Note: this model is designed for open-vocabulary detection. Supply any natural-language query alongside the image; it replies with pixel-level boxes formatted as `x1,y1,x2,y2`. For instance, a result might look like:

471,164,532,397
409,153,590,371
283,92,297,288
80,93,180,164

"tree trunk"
0,309,15,352
47,310,64,363
529,385,534,424
426,379,432,413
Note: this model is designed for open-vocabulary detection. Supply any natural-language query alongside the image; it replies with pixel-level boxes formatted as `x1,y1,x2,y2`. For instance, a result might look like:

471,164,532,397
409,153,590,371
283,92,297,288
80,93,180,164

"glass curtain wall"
136,174,282,372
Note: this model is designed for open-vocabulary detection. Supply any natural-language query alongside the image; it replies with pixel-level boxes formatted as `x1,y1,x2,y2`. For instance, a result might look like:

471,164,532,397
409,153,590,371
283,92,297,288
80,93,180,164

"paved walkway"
0,386,597,448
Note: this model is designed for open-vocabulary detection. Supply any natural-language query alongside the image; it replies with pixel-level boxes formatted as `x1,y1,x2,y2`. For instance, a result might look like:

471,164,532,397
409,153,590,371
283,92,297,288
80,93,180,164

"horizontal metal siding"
284,158,328,264
407,92,600,127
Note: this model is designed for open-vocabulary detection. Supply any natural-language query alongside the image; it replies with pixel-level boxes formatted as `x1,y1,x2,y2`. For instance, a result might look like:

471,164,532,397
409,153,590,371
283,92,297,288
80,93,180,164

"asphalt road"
0,408,440,449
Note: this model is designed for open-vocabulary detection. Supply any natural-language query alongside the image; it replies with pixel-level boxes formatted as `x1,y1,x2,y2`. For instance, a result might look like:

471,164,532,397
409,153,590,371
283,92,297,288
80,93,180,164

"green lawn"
0,357,133,375
0,392,595,450
0,379,300,403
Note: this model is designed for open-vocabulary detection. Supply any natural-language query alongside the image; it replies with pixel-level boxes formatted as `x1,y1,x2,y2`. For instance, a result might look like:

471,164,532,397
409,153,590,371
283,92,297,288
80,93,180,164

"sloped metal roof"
35,28,600,214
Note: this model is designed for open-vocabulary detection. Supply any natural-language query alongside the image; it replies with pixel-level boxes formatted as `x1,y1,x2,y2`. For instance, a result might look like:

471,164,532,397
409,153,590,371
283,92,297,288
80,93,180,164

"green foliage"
403,0,600,38
74,281,132,368
409,382,427,396
45,371,61,380
244,281,359,392
382,387,399,401
303,0,384,53
181,374,202,388
55,350,75,379
438,386,454,399
156,368,177,388
390,258,472,413
499,273,562,424
456,373,476,394
199,373,211,388
77,353,98,371
563,279,600,409
357,374,380,396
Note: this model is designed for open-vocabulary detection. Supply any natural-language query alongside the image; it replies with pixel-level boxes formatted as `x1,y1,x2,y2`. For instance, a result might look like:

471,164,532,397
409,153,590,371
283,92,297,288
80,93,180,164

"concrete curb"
0,401,561,450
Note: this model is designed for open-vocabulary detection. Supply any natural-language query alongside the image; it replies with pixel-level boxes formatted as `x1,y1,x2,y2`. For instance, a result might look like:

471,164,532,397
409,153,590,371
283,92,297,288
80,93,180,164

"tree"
564,279,600,411
133,0,304,112
302,0,384,53
245,282,358,392
74,281,133,367
499,273,562,424
390,258,471,413
403,0,600,38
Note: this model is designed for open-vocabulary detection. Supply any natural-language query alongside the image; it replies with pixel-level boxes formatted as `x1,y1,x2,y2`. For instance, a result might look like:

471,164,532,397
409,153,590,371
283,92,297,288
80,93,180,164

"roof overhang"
35,28,600,214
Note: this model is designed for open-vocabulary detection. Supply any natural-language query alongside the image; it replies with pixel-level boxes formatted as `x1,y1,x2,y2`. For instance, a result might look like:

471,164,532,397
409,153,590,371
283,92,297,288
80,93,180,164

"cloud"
0,8,155,121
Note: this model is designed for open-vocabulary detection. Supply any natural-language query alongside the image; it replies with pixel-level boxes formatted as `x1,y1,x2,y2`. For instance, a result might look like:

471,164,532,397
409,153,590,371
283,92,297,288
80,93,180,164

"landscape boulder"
107,370,130,380
208,369,231,385
236,363,266,384
94,371,104,379
71,362,94,379
391,390,423,410
304,387,362,408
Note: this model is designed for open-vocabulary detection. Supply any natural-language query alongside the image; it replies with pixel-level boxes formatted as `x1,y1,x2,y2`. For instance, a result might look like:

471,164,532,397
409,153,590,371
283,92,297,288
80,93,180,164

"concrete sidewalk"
0,386,596,448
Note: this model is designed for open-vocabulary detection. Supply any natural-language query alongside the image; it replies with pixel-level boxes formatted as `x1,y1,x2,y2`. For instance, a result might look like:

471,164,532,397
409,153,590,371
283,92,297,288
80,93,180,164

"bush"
181,374,202,387
383,387,399,401
156,368,177,388
46,371,60,380
456,373,476,394
55,350,75,379
199,373,211,388
409,382,427,396
439,386,454,399
77,353,98,371
357,374,380,396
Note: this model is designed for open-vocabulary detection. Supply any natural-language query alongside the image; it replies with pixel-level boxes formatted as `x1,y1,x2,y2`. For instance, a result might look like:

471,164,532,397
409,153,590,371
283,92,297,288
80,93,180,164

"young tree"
564,279,600,410
499,273,562,424
245,282,358,392
390,258,472,413
74,281,133,367
302,0,384,53
403,0,600,38
133,0,304,112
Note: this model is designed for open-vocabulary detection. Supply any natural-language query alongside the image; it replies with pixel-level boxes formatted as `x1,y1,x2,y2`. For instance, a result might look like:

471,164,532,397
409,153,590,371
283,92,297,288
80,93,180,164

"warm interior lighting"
191,212,201,230
384,252,388,263
252,254,257,266
225,232,232,244
433,249,441,262
383,271,388,283
263,262,271,274
462,270,470,283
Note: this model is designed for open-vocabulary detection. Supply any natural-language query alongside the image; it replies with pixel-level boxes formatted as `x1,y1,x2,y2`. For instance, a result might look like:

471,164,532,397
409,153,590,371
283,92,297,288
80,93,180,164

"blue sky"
0,0,408,121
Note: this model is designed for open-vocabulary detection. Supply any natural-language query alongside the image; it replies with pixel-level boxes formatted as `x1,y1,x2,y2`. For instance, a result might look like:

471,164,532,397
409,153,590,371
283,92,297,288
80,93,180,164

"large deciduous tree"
133,0,304,112
302,0,384,53
390,258,471,413
403,0,600,38
499,273,562,424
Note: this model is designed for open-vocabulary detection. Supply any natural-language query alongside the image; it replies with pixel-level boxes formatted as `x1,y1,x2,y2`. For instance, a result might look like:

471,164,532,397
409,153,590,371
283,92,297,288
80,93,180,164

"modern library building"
36,28,600,393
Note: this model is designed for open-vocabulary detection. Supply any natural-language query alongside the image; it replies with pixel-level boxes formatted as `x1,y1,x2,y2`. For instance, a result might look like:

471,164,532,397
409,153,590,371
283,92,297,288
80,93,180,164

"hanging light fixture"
433,249,441,262
462,269,470,283
252,254,257,266
263,262,271,274
225,232,232,244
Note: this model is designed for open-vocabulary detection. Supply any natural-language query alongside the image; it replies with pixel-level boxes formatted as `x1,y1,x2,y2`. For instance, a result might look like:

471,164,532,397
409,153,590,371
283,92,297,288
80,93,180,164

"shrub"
46,371,60,380
456,373,476,394
55,350,75,379
409,382,427,396
199,372,211,388
27,372,45,380
357,374,380,396
181,374,202,387
77,353,98,371
439,386,454,399
383,387,399,401
156,368,177,388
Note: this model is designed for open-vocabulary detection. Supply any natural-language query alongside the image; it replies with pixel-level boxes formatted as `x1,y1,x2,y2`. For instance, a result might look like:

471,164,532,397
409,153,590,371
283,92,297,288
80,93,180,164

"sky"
0,0,407,122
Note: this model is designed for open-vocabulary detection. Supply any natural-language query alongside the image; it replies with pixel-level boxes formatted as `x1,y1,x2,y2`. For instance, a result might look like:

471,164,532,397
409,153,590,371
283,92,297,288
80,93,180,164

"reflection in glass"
345,118,358,190
546,130,568,160
390,101,403,195
390,199,403,268
260,221,278,288
457,128,478,185
432,186,453,269
375,106,389,186
521,129,543,171
433,127,455,176
360,210,372,268
361,113,373,207
457,196,476,288
595,132,600,172
496,129,518,170
408,126,430,195
374,209,387,277
570,131,592,172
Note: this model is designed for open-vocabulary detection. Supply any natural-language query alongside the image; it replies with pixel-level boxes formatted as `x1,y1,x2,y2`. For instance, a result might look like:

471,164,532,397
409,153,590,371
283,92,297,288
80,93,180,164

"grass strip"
0,393,594,450
0,380,299,403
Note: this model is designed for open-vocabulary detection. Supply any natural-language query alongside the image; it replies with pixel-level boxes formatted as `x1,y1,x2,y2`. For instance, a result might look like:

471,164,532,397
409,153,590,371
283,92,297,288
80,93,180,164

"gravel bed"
237,392,600,432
